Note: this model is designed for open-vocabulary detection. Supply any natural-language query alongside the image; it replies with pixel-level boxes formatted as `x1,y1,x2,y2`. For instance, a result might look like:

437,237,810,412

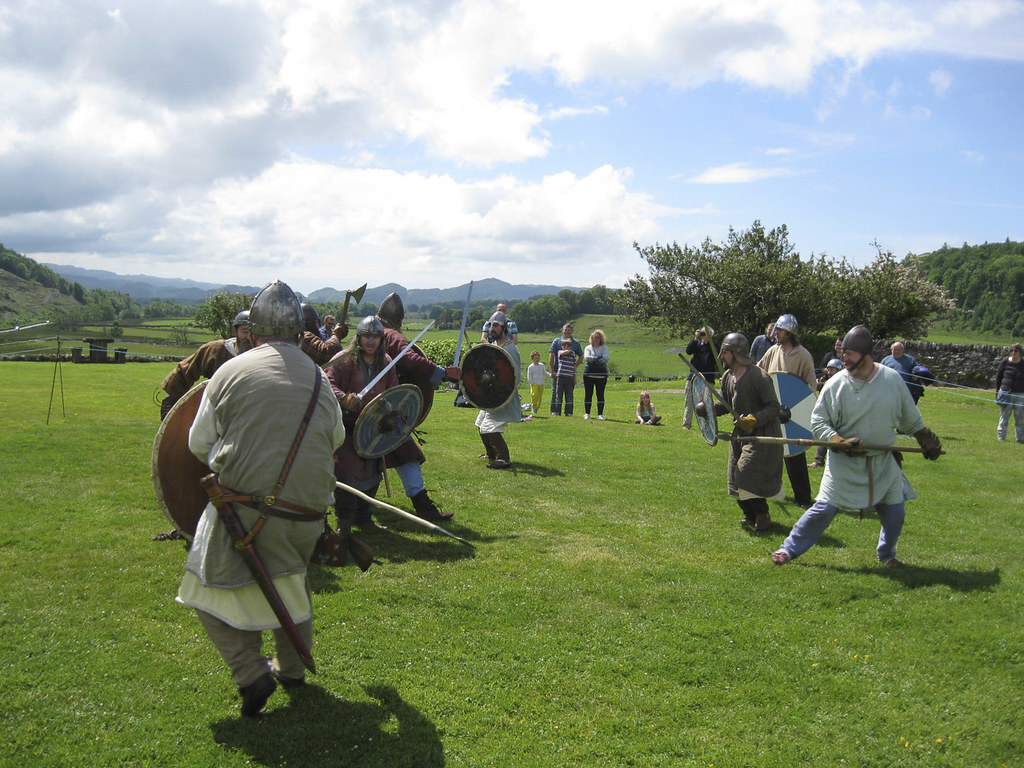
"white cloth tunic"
813,363,925,509
177,342,344,630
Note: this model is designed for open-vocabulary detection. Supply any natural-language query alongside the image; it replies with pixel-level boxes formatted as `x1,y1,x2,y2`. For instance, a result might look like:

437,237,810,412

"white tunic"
813,363,925,509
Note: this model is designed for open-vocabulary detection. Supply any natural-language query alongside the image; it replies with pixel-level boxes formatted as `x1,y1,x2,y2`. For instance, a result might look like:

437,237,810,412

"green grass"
1,358,1022,767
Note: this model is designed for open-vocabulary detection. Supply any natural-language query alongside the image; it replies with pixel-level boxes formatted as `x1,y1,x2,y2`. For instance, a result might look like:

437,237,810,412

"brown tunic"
161,339,237,401
720,364,784,498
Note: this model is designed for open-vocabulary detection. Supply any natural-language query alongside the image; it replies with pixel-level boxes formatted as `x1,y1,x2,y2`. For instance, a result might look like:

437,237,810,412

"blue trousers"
779,500,905,563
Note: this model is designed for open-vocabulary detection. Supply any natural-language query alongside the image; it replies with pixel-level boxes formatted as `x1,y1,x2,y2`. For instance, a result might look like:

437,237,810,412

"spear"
730,435,944,455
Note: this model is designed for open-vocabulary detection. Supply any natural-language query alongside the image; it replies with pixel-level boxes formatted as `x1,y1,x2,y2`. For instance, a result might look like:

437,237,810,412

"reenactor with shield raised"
376,292,461,521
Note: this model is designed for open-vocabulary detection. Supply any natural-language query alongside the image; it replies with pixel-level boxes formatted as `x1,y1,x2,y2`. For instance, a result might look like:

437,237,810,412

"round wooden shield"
769,372,816,456
353,384,423,459
692,374,718,447
459,343,517,410
152,381,211,540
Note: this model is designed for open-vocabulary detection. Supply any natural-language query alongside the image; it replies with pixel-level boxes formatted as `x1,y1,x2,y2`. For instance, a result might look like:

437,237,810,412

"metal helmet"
842,324,873,356
248,280,303,337
774,313,799,336
300,303,321,334
719,332,753,366
377,292,405,329
488,310,508,329
826,358,843,370
356,315,384,338
232,310,250,329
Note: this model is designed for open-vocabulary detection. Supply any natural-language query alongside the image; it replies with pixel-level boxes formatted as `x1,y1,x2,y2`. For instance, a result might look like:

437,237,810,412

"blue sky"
1,0,1022,295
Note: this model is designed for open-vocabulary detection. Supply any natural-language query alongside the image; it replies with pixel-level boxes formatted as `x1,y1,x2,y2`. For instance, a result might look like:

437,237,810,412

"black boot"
410,489,453,521
487,433,512,469
239,673,277,718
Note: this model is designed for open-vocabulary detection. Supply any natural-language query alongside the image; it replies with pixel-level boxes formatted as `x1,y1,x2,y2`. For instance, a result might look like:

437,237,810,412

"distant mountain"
43,264,262,303
44,264,582,305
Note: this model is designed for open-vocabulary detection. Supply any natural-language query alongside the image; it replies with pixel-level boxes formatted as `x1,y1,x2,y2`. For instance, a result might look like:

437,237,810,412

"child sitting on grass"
635,391,662,425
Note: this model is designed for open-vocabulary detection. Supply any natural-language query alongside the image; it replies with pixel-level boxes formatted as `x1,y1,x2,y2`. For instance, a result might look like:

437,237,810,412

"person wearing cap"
771,325,942,567
697,332,784,531
995,342,1024,443
758,313,817,508
476,310,521,468
158,309,253,421
683,327,717,429
177,280,344,717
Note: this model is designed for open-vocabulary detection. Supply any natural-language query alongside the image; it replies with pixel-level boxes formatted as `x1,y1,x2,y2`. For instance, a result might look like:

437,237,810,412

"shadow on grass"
211,684,443,768
807,563,1001,592
506,461,565,478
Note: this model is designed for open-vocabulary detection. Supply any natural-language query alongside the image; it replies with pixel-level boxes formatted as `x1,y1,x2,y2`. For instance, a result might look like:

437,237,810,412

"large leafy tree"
193,291,253,338
623,222,953,341
622,221,828,339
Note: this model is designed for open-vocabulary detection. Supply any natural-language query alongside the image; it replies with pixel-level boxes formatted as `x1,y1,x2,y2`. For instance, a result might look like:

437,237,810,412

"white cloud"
687,163,799,184
929,68,952,97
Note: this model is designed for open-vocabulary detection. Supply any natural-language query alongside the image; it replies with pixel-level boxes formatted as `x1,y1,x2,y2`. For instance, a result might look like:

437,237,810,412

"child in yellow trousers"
527,351,551,414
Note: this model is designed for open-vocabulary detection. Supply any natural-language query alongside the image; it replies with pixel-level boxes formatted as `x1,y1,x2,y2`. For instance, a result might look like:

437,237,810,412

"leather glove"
737,414,758,431
828,434,864,455
694,401,708,419
712,403,729,418
913,427,942,460
339,393,362,413
444,366,461,382
332,322,349,341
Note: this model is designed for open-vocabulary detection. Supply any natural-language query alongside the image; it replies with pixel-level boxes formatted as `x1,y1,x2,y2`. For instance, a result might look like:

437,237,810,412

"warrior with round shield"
376,292,461,521
326,316,399,532
176,279,344,717
697,332,784,531
474,310,522,469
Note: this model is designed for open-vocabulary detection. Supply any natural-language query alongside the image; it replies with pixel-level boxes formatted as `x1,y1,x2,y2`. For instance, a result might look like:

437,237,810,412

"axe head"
348,283,367,303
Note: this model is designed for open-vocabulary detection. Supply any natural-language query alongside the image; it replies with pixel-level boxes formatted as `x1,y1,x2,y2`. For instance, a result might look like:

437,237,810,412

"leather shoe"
239,673,277,717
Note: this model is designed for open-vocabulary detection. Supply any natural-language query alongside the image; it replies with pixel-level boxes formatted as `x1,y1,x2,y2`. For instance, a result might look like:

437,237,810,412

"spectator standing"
758,313,817,508
553,339,578,417
319,314,336,341
749,322,775,363
583,329,610,420
683,327,718,429
880,341,924,404
996,342,1024,443
819,337,843,371
549,323,583,415
526,351,551,415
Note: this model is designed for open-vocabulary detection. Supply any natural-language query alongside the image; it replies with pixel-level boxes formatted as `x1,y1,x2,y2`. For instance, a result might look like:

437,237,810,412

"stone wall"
876,340,1011,389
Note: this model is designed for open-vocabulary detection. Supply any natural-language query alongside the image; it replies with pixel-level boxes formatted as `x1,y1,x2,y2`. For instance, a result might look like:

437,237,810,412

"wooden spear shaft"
730,435,944,455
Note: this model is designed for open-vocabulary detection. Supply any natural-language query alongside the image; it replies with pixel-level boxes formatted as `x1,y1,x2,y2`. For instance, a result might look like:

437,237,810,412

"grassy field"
1,357,1021,767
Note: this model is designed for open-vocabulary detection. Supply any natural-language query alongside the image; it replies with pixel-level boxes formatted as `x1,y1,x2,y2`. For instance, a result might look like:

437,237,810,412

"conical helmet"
377,292,405,329
248,280,303,337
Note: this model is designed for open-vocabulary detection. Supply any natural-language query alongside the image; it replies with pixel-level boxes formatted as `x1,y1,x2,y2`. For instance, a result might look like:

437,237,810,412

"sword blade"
454,281,473,365
335,481,474,547
357,320,436,399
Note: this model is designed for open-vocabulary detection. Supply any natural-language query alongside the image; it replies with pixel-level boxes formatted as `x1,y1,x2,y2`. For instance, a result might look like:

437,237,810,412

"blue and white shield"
769,372,815,456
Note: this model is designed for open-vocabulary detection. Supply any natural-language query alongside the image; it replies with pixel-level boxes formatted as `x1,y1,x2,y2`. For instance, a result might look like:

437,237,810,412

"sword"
730,435,945,455
335,481,474,547
357,320,436,399
454,281,473,366
678,352,737,418
200,474,317,674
